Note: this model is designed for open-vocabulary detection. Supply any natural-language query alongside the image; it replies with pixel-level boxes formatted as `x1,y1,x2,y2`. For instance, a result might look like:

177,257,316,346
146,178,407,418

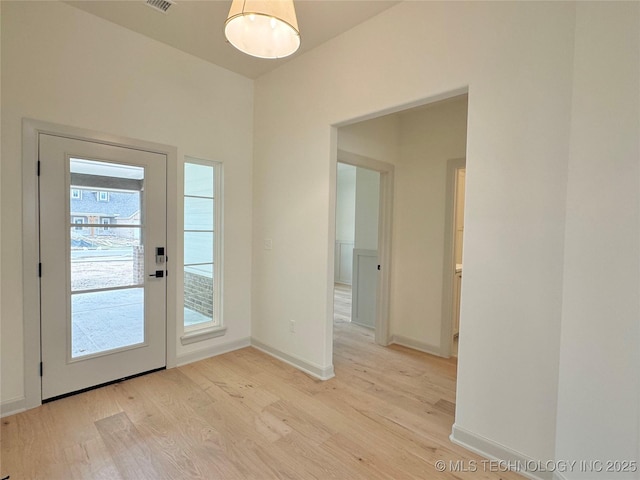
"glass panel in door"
69,158,145,359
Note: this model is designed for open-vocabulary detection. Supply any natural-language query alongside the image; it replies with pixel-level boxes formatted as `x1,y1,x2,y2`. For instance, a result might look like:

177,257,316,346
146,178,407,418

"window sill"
180,325,227,345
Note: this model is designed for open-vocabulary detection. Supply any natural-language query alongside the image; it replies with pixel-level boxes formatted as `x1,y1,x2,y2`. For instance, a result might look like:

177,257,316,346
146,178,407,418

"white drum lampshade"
225,0,300,59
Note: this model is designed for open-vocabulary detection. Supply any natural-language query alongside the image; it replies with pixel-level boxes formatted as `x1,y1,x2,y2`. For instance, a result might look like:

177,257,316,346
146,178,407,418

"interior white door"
39,134,167,400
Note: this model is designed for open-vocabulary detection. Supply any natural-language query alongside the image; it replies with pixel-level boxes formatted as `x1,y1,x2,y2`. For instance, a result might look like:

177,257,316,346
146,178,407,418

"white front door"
39,134,167,400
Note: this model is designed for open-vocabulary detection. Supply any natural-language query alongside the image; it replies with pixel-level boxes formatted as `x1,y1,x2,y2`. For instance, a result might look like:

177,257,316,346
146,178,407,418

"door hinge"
37,160,41,176
39,263,42,277
40,362,43,377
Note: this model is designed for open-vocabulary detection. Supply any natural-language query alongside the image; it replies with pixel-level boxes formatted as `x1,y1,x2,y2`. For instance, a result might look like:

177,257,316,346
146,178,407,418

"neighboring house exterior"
70,188,140,247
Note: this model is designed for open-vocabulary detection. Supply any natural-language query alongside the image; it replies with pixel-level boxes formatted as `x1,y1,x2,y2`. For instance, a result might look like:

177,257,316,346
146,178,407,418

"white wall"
555,3,640,478
391,98,467,349
335,164,356,243
354,167,380,251
253,0,575,464
0,0,3,413
335,163,356,284
1,1,253,409
338,115,400,165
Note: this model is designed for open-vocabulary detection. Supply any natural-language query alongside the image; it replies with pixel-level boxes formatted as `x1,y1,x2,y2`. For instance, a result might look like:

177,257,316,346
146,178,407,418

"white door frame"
22,118,178,410
439,158,466,358
334,149,394,346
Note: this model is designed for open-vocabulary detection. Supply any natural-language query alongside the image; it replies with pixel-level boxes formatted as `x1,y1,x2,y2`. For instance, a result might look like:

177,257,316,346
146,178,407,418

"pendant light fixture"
225,0,300,59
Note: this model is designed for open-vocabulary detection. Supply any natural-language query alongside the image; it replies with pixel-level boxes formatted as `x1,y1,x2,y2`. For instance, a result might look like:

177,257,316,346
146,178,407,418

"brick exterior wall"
133,246,144,284
184,271,214,319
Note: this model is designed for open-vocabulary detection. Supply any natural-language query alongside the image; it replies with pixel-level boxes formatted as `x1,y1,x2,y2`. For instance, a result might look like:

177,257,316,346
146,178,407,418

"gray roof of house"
70,190,140,218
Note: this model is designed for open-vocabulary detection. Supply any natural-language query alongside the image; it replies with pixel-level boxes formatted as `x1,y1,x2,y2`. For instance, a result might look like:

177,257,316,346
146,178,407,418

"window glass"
185,163,214,197
183,160,220,329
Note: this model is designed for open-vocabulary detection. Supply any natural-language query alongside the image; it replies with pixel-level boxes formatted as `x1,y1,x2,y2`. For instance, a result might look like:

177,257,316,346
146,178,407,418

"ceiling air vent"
145,0,174,14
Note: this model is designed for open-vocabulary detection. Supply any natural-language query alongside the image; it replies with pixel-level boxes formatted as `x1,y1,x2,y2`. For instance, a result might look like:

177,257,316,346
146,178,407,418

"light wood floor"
1,322,524,479
333,283,352,323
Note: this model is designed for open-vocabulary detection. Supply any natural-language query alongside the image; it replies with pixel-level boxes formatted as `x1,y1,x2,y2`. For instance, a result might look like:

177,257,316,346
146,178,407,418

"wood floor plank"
94,412,169,480
109,371,247,479
273,431,370,480
64,438,123,480
1,402,77,479
264,399,336,445
333,283,352,323
178,364,306,478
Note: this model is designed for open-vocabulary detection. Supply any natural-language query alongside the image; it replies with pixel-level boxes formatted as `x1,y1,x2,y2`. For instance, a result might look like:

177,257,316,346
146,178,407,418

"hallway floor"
333,283,352,324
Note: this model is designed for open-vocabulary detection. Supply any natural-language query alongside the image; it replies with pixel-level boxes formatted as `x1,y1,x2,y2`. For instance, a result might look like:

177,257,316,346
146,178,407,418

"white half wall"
253,0,575,463
351,249,378,329
1,1,253,408
555,3,640,477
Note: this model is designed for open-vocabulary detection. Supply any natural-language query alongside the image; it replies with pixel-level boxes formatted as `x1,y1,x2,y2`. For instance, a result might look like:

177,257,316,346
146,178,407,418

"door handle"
149,270,164,278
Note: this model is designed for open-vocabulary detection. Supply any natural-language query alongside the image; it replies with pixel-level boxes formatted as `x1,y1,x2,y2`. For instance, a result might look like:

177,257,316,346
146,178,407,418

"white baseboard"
450,424,554,480
251,338,335,380
176,337,251,367
1,396,26,418
390,335,443,357
351,321,374,330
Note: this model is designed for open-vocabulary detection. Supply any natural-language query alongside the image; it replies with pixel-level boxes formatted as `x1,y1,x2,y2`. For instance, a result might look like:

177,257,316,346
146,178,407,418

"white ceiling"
65,0,400,79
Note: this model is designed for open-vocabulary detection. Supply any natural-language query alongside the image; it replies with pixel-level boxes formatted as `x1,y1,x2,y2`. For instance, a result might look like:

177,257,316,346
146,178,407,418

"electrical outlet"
289,320,295,333
264,238,273,250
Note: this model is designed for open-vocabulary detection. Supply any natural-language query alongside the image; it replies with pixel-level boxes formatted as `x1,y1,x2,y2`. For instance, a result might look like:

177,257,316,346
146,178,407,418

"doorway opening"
331,92,468,361
331,91,468,433
448,162,466,358
334,163,381,336
332,149,394,349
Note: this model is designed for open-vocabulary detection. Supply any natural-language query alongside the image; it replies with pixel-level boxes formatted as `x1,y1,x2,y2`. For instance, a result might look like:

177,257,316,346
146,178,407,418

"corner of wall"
1,396,26,418
251,338,335,380
389,335,443,357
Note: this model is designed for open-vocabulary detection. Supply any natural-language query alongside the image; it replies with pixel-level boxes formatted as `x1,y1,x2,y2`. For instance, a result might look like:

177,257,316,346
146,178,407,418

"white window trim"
98,191,109,202
71,189,81,199
180,325,227,345
180,156,224,345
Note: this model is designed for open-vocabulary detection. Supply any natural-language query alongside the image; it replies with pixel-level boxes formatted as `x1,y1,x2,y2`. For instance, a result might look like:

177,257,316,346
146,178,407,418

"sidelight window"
181,158,224,342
